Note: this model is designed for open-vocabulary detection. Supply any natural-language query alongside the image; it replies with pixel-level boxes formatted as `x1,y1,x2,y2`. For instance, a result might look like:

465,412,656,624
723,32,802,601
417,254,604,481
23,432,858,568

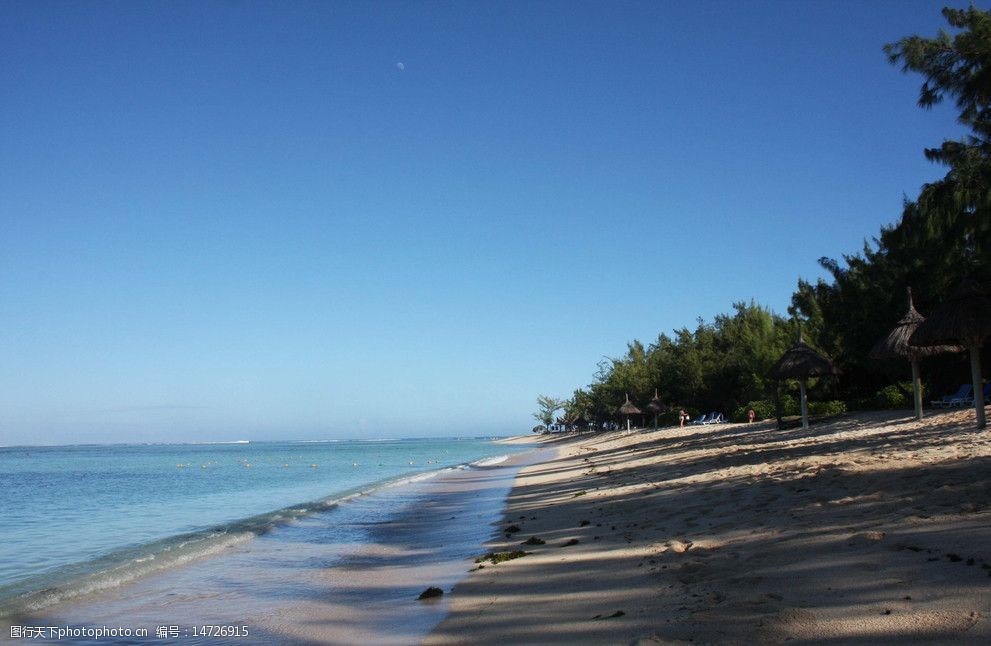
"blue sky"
0,1,968,444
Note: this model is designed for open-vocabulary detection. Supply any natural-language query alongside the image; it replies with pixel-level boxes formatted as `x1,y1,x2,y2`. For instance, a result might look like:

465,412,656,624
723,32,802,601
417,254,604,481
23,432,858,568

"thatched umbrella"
870,287,964,421
645,389,667,431
770,330,840,431
618,393,642,432
909,276,991,429
568,412,589,432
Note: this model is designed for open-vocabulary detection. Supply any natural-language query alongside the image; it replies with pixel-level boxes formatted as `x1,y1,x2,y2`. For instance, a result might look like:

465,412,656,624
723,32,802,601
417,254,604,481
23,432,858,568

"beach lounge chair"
931,384,971,408
690,413,709,425
949,384,975,407
966,382,991,406
706,412,726,424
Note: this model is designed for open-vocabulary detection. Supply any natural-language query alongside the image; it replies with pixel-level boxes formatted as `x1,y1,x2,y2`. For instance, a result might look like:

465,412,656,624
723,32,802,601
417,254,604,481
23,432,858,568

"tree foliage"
884,5,991,266
549,7,991,424
533,395,566,427
570,303,798,421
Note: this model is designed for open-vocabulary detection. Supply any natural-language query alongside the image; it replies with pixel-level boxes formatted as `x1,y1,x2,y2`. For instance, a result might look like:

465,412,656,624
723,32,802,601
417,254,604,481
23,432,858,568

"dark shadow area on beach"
425,410,991,645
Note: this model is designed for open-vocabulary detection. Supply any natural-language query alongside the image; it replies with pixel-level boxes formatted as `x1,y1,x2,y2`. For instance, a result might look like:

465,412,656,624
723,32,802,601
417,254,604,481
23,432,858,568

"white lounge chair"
931,384,971,408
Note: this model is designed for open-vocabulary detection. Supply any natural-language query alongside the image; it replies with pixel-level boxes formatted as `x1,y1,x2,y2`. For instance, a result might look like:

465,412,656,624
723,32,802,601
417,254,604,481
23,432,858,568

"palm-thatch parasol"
870,287,964,420
909,276,991,428
618,393,642,432
567,411,589,431
770,329,840,431
645,389,667,431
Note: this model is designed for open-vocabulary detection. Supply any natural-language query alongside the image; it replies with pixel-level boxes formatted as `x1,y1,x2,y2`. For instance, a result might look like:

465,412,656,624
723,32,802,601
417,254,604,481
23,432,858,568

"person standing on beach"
679,409,687,428
748,408,756,424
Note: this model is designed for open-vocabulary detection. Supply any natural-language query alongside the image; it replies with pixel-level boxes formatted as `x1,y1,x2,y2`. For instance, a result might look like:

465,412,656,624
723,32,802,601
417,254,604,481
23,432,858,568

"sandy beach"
428,410,991,644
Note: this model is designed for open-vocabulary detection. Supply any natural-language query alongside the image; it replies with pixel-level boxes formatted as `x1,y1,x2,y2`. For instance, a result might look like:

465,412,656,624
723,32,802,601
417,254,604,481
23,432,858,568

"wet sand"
428,410,991,644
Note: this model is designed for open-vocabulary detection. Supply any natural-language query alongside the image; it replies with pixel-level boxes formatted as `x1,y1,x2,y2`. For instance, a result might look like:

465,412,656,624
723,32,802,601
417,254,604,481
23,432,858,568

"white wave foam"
194,440,250,445
382,469,444,489
7,532,255,616
471,455,509,467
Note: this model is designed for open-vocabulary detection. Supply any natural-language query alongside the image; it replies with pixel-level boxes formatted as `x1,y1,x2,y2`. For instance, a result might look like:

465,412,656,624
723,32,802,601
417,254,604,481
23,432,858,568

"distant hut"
770,329,840,431
618,393,642,432
568,412,589,432
870,287,963,420
645,389,667,431
910,276,991,429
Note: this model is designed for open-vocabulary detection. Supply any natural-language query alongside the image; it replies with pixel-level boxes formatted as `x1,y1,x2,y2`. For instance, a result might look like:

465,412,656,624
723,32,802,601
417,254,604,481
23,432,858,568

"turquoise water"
0,437,522,616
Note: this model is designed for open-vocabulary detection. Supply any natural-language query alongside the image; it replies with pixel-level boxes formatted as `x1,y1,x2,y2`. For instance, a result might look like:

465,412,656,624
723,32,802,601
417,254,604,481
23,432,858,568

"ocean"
0,436,533,639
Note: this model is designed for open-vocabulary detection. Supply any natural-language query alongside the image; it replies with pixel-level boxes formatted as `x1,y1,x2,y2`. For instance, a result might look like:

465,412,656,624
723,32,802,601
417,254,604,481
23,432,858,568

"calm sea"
0,437,525,619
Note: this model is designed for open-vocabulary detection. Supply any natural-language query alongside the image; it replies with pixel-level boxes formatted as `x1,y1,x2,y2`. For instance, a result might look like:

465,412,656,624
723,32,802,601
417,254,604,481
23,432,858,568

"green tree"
885,6,991,268
563,388,594,421
711,302,791,406
544,7,991,426
533,395,566,428
573,303,791,420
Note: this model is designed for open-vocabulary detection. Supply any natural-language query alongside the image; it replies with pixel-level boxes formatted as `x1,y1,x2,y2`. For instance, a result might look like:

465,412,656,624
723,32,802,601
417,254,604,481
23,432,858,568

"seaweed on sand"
475,550,529,564
592,610,625,620
417,586,444,600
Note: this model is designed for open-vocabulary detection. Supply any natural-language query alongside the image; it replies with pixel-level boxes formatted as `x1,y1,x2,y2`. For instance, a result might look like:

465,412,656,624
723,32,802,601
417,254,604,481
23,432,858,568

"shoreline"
7,442,545,644
428,410,991,644
1,437,525,621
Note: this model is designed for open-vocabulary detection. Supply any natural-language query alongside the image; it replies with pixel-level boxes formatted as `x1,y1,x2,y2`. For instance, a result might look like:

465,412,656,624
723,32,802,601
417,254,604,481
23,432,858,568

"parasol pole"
799,379,809,431
968,341,985,429
910,357,923,421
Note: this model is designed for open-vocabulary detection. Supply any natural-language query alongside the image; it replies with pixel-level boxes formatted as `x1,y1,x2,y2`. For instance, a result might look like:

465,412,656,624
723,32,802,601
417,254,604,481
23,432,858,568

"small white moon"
397,62,405,71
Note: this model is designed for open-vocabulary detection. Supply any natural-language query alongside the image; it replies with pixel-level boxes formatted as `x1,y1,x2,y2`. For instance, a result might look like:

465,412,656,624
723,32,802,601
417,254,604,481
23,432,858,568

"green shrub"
779,394,799,416
845,397,875,411
731,396,799,423
651,410,679,427
808,400,847,417
874,383,911,409
654,407,699,427
732,400,775,422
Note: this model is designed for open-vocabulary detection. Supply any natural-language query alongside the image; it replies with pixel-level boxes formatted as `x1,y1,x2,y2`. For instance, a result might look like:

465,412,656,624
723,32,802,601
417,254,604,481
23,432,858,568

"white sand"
427,410,991,644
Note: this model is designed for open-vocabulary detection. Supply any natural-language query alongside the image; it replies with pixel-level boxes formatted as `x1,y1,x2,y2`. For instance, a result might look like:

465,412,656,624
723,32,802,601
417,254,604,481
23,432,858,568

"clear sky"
0,0,969,444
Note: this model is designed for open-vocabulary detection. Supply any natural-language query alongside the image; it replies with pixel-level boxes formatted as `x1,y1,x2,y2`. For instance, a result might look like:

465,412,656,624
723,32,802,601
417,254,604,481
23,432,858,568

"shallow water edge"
11,444,551,645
